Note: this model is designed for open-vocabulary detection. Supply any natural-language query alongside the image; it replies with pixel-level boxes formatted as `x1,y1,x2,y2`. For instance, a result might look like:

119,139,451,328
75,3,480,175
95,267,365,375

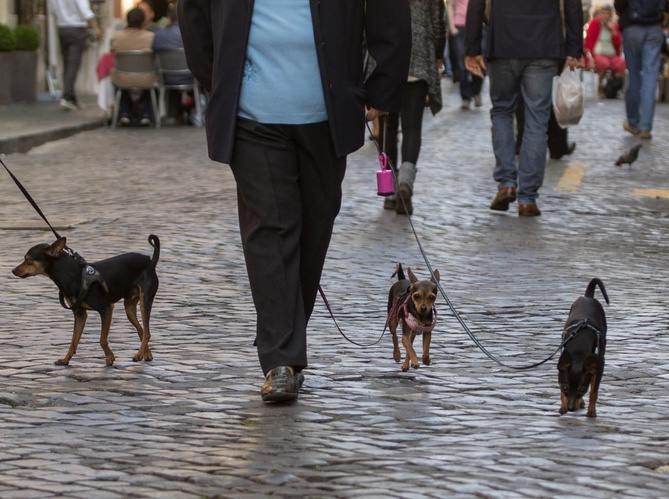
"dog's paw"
411,362,420,369
144,350,153,362
393,349,401,363
559,406,567,415
105,355,115,367
54,358,69,366
586,410,597,418
422,356,431,366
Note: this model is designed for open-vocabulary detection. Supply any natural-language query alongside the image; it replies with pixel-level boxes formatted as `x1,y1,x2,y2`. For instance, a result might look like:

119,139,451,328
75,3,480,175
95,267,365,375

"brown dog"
387,263,440,371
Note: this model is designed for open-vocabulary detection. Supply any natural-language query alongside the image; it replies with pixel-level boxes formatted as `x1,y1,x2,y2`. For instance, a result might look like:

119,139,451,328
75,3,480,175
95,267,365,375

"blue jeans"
622,25,664,132
488,58,558,204
451,26,483,101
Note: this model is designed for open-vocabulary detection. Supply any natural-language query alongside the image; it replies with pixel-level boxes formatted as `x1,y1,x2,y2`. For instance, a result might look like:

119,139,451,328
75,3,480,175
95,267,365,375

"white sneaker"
461,99,470,110
59,98,78,111
473,94,483,107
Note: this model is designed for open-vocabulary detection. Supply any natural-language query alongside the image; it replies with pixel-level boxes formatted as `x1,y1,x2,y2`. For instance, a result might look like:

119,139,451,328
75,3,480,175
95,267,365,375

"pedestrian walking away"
615,0,669,139
178,0,411,403
447,0,484,110
464,0,583,217
380,0,446,215
47,0,102,111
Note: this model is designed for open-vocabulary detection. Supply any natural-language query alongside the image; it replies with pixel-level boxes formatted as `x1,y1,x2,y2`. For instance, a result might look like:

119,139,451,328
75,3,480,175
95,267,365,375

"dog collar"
400,303,437,334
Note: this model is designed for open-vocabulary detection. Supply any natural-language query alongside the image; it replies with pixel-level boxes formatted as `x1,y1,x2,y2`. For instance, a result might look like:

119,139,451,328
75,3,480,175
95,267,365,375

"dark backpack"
628,0,666,25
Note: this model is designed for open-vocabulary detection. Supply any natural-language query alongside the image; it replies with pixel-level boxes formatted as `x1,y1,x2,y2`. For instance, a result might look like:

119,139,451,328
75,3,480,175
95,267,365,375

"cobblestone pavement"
1,79,669,498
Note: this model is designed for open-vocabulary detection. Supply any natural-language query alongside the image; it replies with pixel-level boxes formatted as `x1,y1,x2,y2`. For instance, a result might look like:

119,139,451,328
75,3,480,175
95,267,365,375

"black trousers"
58,27,88,103
229,118,346,375
380,80,428,167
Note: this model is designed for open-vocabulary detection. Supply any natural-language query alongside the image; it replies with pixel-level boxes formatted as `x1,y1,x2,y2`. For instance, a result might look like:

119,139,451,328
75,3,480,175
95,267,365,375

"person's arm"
463,0,486,78
364,0,412,117
447,0,458,35
87,16,102,41
564,0,585,70
433,0,447,69
178,0,214,93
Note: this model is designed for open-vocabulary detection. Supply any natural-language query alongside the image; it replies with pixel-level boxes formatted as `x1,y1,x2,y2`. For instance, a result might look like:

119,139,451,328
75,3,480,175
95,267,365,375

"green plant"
14,24,39,51
0,24,16,51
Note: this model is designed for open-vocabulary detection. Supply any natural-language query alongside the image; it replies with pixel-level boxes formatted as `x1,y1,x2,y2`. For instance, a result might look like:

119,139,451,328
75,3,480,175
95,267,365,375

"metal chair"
155,49,204,126
111,50,160,128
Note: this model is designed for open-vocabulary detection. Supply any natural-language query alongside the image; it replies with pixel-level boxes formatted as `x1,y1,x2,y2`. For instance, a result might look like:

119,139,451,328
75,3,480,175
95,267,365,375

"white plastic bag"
552,69,584,128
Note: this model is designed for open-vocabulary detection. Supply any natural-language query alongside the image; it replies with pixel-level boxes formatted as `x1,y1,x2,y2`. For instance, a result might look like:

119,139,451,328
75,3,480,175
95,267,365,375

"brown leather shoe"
490,186,517,211
518,203,541,217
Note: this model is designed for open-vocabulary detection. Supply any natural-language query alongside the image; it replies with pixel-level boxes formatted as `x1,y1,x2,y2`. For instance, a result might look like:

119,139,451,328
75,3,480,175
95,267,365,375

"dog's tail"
148,234,160,266
391,262,405,281
585,278,609,304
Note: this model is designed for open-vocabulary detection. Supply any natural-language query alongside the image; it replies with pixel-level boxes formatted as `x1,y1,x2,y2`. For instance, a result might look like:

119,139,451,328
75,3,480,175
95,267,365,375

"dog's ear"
407,267,418,283
557,350,572,371
583,354,598,375
431,269,440,283
46,237,66,258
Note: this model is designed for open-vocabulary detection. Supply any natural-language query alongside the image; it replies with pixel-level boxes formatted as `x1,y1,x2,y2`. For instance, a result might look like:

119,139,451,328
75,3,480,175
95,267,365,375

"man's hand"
464,55,486,79
564,56,582,71
366,107,388,122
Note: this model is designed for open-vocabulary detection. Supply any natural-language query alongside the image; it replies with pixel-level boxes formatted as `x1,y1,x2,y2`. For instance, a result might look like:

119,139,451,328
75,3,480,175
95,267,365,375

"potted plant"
0,23,15,105
11,24,40,103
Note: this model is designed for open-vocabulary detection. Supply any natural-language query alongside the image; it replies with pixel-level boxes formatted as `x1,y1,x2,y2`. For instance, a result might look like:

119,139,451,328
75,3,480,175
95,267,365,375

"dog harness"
399,301,437,334
59,247,111,310
562,319,603,355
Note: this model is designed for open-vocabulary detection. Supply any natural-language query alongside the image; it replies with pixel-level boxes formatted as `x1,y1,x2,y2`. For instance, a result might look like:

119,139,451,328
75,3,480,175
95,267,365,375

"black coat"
464,0,583,61
178,0,412,164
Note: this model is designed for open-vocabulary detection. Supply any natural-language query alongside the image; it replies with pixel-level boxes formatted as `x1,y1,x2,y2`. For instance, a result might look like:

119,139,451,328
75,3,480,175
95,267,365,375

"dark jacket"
614,0,669,30
178,0,412,164
464,0,583,60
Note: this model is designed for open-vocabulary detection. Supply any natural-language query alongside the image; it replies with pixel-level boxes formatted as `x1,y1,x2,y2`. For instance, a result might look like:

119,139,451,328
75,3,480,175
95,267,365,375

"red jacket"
585,16,623,57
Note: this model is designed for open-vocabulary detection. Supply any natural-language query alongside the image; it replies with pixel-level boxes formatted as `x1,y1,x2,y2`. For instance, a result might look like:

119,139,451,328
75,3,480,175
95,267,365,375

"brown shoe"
490,186,517,211
518,203,541,217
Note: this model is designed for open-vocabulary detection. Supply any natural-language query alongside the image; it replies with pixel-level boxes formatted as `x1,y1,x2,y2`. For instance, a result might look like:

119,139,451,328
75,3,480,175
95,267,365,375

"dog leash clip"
376,152,394,197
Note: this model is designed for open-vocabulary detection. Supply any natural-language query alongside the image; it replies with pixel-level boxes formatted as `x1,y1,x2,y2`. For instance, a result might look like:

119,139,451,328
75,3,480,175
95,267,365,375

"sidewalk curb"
0,118,107,155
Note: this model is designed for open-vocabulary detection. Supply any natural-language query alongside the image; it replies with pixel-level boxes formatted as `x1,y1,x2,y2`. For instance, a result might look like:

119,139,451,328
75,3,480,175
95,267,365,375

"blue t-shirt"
238,0,327,124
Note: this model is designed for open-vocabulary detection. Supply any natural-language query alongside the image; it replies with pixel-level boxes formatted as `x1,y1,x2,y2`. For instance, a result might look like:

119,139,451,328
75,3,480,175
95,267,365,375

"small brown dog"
387,263,440,371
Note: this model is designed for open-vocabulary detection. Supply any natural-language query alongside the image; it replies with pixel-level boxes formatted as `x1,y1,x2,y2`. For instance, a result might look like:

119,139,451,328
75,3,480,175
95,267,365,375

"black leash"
319,121,570,370
1,156,61,240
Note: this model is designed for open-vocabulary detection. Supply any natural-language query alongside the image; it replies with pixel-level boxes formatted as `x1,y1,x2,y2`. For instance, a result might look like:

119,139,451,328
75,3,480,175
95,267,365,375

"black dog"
13,235,160,366
558,278,609,417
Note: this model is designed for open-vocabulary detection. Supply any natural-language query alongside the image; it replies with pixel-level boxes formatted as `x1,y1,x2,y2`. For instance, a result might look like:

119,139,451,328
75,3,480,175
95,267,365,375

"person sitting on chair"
110,7,156,126
153,1,198,125
585,5,625,98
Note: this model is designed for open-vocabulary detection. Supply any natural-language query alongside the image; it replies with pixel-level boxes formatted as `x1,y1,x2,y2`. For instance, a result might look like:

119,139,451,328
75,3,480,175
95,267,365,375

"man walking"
464,0,583,217
178,0,411,402
615,0,669,139
48,0,102,110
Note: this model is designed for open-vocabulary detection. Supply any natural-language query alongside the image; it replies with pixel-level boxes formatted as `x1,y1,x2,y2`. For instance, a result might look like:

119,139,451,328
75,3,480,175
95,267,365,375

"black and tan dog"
558,278,609,417
12,235,160,366
387,263,440,372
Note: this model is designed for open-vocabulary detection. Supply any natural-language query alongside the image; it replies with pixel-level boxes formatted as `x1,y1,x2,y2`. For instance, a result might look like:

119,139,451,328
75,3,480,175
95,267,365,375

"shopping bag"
552,69,584,128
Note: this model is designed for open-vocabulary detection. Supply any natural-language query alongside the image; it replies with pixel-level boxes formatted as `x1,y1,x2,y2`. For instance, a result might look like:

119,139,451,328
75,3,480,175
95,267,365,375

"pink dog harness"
399,301,437,334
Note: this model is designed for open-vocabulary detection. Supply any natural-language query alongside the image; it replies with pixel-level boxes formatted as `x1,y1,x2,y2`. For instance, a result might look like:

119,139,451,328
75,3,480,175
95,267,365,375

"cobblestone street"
1,79,669,498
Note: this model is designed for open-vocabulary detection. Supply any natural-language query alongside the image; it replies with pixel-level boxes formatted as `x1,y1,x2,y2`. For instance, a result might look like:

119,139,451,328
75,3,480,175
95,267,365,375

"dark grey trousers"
229,118,347,375
58,27,88,103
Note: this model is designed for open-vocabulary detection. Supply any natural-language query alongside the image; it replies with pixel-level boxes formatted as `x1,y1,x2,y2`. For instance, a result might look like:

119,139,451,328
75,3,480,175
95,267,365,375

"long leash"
1,156,61,239
320,119,569,370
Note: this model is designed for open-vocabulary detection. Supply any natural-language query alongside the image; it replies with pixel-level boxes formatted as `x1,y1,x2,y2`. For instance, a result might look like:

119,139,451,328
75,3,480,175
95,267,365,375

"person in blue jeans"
464,0,583,217
615,0,669,140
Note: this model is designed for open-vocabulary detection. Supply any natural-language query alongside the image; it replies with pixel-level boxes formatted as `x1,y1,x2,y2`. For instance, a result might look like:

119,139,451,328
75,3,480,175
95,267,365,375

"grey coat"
408,0,446,115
